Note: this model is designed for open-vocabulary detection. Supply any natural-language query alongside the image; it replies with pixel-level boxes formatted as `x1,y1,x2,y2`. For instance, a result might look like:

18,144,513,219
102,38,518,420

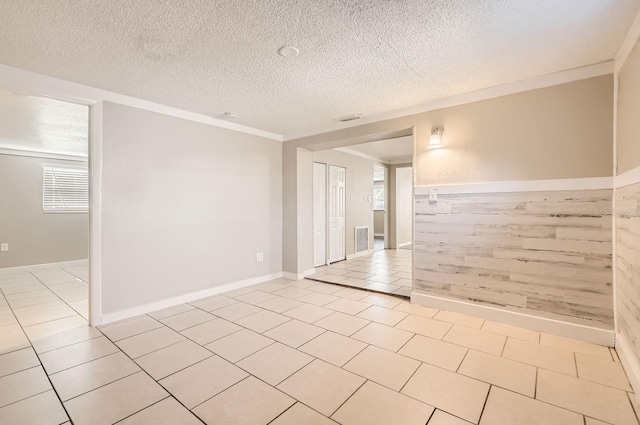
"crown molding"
284,61,614,141
0,147,87,162
0,65,284,142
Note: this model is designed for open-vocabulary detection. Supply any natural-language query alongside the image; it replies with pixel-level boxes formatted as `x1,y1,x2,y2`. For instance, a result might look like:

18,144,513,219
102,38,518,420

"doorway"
305,132,414,297
0,88,91,323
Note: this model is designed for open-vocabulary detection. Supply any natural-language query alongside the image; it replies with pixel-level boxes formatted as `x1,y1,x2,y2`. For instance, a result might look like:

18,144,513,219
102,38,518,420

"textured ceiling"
0,88,88,156
0,1,638,139
339,136,413,164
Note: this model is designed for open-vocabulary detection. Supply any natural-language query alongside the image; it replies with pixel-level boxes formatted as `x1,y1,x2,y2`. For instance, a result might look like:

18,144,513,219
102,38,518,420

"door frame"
313,161,328,267
0,68,103,325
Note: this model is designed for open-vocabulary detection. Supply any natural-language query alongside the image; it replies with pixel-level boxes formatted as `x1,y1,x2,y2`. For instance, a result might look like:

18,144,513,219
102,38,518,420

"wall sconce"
428,127,444,149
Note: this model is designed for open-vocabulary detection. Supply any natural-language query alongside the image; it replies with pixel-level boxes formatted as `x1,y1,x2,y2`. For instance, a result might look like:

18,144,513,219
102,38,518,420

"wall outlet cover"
256,252,264,262
0,243,8,252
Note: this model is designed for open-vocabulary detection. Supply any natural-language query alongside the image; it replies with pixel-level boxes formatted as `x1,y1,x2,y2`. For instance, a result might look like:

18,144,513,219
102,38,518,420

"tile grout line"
476,384,493,425
534,367,539,399
0,286,75,424
27,270,88,319
0,388,53,410
98,327,207,424
454,348,471,373
40,345,119,376
56,364,141,404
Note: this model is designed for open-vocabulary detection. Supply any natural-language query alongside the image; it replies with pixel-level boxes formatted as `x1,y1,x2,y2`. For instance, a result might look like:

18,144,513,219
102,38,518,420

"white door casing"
328,165,346,263
313,162,327,267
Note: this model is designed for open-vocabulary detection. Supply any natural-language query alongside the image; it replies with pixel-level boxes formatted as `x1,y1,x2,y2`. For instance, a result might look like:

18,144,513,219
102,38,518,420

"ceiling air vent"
334,114,362,122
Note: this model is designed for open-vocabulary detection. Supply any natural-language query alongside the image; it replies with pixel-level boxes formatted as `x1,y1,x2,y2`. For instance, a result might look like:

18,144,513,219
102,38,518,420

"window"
43,165,88,213
373,181,385,210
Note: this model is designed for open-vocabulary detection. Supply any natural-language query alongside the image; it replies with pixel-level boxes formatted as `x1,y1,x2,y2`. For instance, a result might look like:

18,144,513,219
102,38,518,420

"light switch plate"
428,189,438,202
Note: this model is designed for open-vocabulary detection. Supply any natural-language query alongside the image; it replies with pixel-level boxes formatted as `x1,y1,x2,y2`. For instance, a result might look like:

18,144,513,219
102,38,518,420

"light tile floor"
310,248,413,297
0,263,638,425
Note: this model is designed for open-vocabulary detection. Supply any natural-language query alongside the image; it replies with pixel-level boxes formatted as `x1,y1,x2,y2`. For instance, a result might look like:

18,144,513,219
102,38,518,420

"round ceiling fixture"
278,46,299,57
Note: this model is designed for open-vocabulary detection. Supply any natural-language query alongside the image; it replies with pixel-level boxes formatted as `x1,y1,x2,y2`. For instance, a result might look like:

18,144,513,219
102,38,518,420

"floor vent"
355,226,369,254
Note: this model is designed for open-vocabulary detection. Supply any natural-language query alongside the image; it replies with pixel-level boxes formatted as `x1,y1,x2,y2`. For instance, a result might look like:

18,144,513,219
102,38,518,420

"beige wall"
288,76,613,184
373,210,384,235
101,102,282,314
297,148,314,273
284,77,613,271
0,154,88,268
396,167,413,246
615,30,640,395
618,42,640,174
313,149,374,257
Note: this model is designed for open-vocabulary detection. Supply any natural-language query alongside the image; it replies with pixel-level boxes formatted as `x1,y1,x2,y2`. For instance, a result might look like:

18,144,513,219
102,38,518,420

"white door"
313,162,327,267
328,165,346,263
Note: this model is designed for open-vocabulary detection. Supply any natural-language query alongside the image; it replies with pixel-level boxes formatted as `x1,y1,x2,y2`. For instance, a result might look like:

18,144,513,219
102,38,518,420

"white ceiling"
0,88,88,156
338,136,413,164
0,1,637,139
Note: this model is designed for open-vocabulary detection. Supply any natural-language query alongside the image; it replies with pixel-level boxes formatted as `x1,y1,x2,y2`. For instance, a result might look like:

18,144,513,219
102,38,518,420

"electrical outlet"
256,252,264,262
0,243,8,252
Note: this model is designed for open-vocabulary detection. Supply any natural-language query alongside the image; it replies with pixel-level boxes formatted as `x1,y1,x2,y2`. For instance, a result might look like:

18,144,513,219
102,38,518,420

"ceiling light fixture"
429,127,444,149
334,114,362,122
278,46,299,57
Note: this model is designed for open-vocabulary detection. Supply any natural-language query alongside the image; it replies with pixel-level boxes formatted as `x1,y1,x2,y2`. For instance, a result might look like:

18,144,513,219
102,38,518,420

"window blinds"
42,165,89,212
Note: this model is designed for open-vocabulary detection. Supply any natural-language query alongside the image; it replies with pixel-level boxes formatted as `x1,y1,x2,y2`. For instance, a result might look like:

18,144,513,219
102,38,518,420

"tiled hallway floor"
0,264,638,425
310,248,413,297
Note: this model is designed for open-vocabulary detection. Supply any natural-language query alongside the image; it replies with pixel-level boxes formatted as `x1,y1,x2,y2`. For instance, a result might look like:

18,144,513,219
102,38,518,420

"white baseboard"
615,164,640,189
347,249,374,260
411,292,615,346
100,271,283,325
398,242,412,248
616,333,640,404
282,268,316,281
0,259,88,274
374,233,384,237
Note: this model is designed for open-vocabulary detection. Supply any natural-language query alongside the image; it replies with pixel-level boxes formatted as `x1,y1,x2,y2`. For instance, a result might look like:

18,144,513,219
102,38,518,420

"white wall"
0,154,88,268
396,166,413,246
101,101,282,315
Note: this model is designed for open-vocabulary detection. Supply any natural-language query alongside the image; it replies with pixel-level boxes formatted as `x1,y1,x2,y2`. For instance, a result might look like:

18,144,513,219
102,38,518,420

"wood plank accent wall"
616,182,640,356
414,189,613,329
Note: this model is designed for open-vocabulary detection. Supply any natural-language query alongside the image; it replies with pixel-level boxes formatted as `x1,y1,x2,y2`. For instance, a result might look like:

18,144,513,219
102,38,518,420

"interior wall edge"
282,268,316,281
615,163,640,189
615,7,640,74
615,332,640,403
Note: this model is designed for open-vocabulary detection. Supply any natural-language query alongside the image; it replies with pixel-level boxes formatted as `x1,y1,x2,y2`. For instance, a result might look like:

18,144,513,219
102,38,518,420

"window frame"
42,164,89,214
